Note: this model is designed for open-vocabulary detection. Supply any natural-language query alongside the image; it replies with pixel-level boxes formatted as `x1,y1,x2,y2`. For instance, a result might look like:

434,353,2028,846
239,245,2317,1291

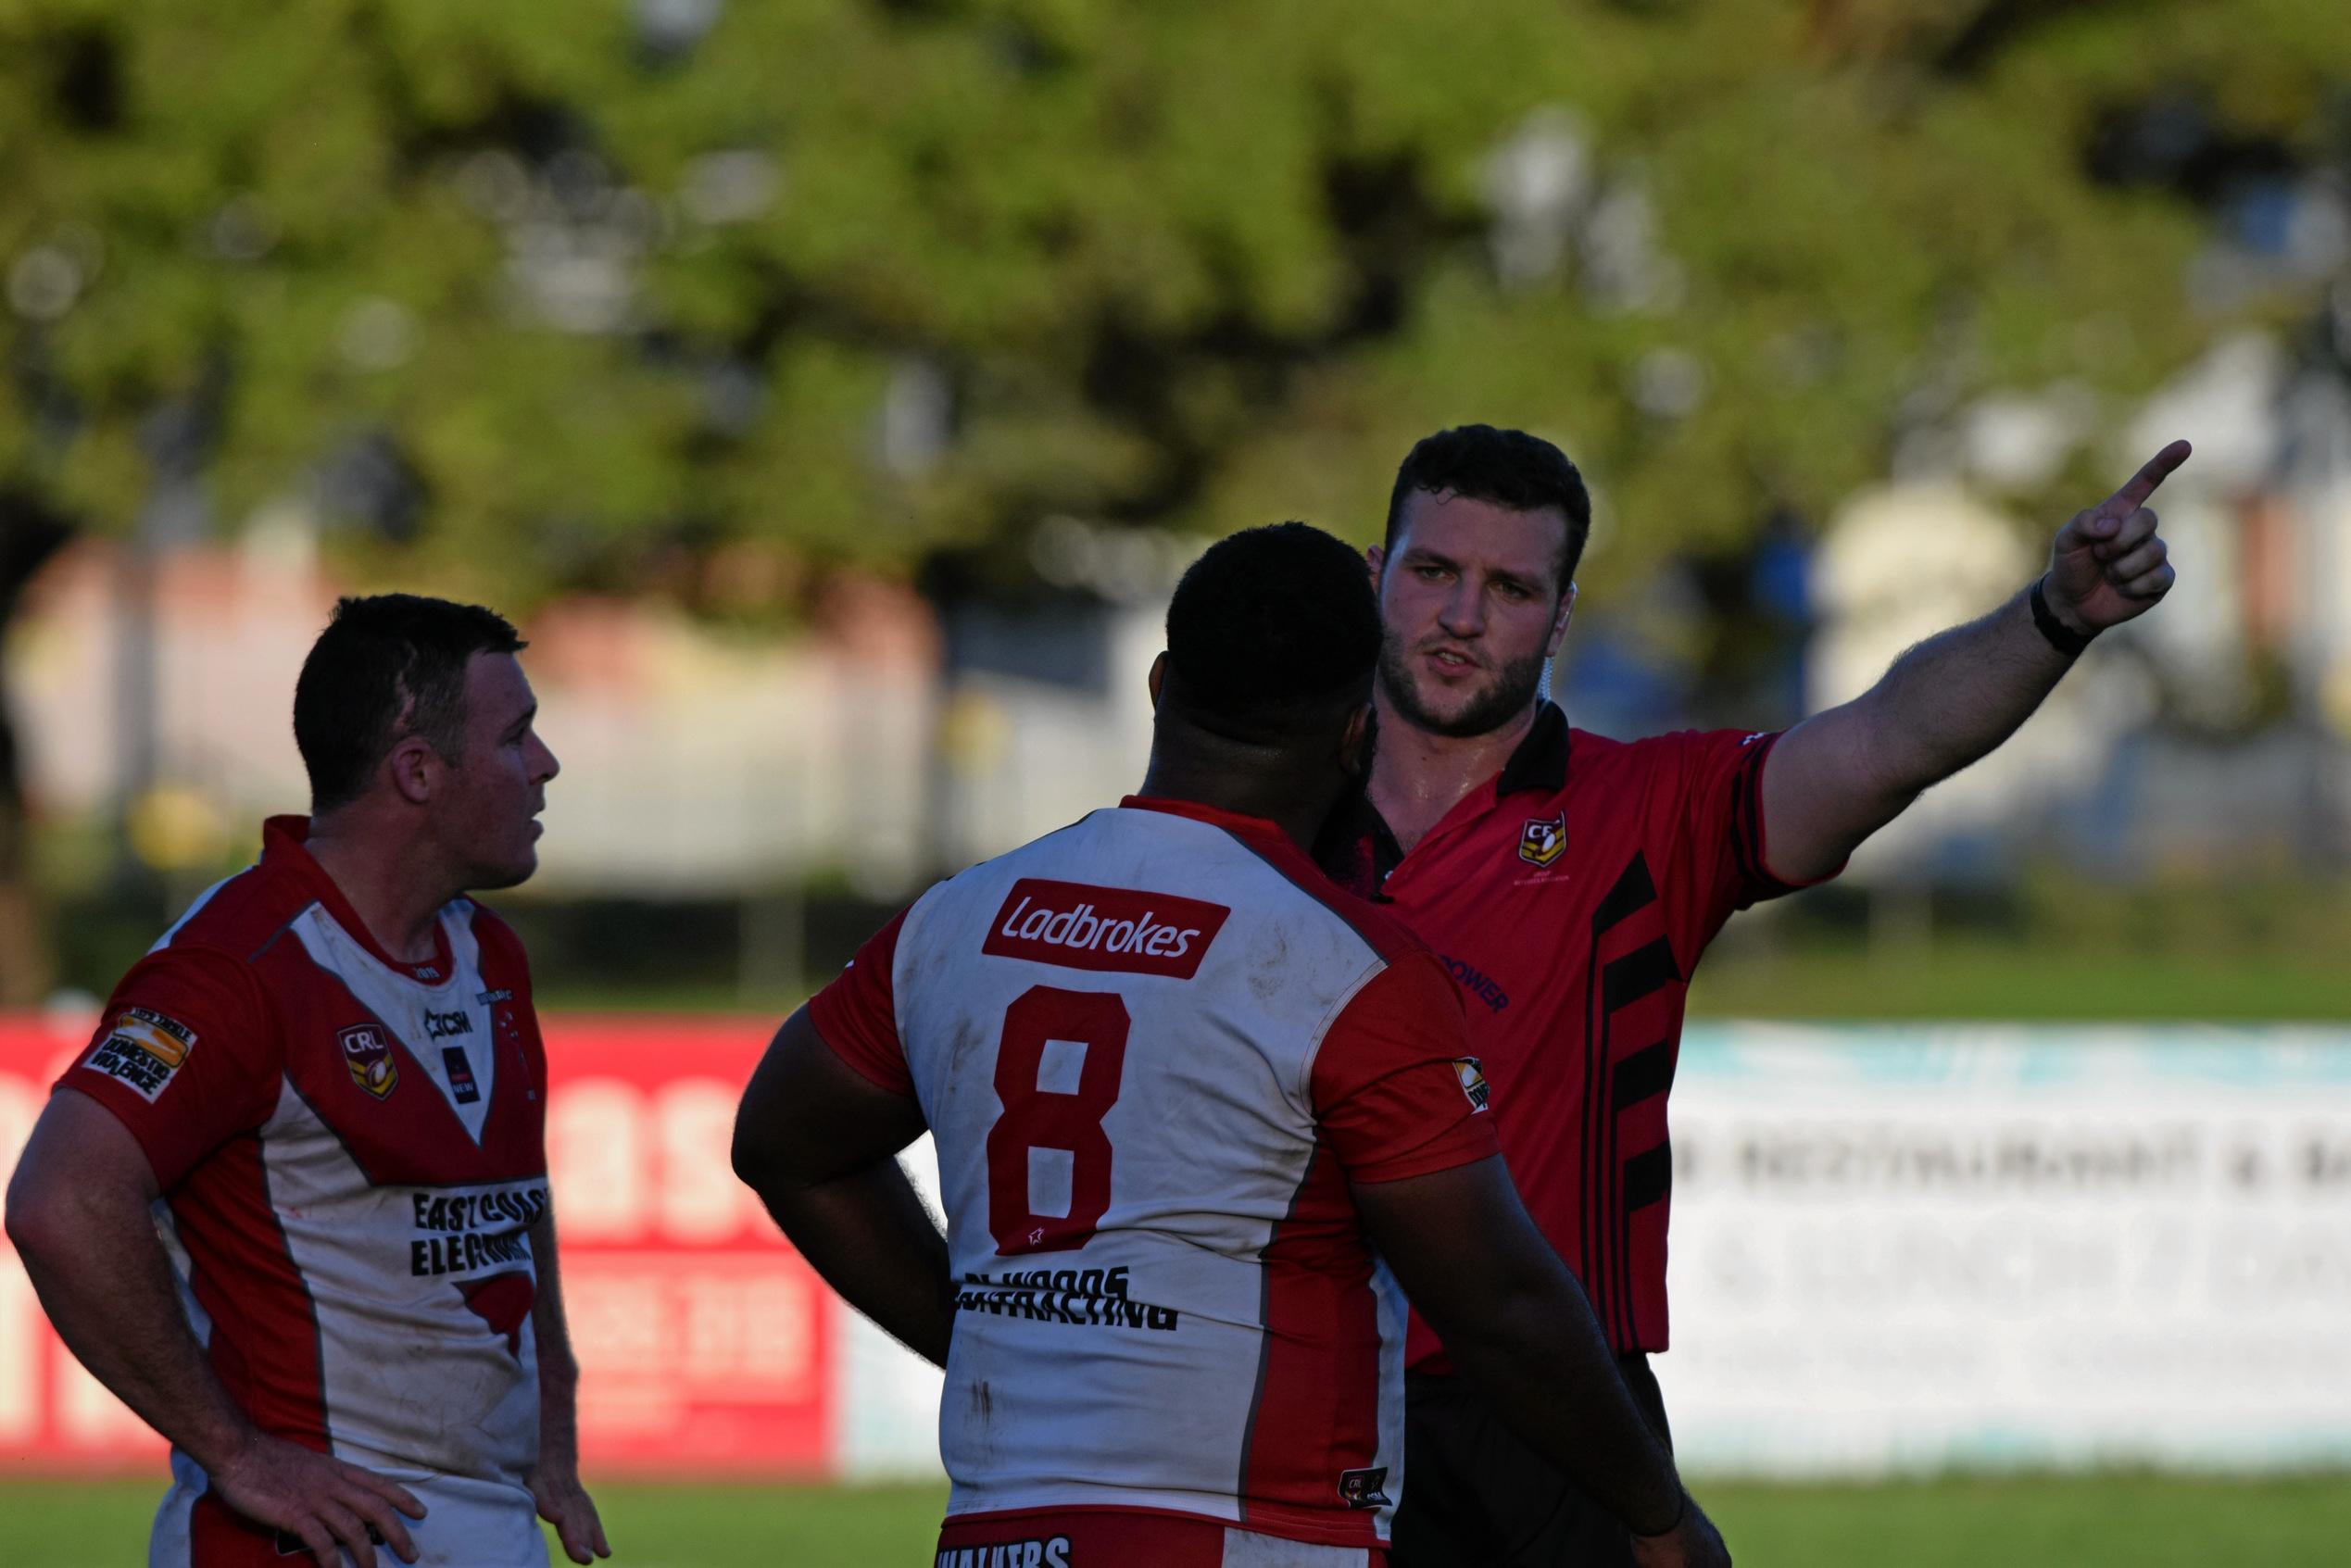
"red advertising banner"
0,1012,830,1479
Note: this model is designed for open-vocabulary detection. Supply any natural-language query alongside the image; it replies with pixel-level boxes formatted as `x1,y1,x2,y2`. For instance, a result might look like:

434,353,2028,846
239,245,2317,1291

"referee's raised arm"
1758,440,2192,883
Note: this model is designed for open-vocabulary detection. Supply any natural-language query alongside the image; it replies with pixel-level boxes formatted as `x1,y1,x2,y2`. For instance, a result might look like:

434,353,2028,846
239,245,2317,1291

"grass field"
5,1473,2348,1565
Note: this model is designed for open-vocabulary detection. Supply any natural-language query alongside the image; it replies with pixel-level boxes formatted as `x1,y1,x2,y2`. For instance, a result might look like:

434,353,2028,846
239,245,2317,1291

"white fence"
844,1025,2351,1480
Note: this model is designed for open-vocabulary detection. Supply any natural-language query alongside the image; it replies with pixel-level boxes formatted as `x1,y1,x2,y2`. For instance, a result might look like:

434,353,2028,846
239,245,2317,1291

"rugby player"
733,523,1730,1568
5,596,606,1568
1320,424,2188,1566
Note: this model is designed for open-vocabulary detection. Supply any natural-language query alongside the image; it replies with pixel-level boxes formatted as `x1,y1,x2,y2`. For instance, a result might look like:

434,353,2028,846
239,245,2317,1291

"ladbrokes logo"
982,878,1229,979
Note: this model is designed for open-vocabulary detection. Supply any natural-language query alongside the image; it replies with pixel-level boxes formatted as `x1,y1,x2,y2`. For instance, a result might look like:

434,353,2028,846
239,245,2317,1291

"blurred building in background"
11,332,2345,956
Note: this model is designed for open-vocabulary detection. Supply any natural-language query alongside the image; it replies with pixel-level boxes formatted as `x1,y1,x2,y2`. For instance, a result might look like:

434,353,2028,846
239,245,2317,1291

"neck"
1136,722,1341,857
303,809,458,965
1366,688,1542,851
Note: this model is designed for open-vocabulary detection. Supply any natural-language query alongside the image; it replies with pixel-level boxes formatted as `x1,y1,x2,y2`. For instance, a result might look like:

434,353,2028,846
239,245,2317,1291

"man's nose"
1437,580,1485,636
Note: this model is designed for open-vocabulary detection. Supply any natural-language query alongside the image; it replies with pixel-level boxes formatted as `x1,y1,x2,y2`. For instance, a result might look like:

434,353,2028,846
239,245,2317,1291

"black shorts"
1389,1356,1672,1568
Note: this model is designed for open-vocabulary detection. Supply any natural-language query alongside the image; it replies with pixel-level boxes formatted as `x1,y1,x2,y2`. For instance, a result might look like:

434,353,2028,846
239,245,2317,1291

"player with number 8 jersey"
814,797,1486,1553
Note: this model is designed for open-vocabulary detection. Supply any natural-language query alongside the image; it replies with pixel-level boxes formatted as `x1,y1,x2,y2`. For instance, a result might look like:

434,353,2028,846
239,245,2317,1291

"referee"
1321,423,2189,1566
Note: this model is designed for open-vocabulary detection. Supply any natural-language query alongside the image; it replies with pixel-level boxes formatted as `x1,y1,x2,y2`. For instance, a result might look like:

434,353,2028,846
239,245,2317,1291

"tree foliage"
4,0,2347,602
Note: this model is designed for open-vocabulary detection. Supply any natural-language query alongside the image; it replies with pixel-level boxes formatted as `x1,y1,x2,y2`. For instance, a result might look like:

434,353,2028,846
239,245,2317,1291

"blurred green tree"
3,0,2348,995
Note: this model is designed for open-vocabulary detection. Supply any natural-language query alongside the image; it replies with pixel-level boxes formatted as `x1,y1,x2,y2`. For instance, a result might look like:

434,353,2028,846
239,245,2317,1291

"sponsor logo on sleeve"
1338,1465,1394,1509
341,1023,399,1099
82,1008,197,1102
982,878,1229,979
1453,1056,1490,1113
1517,812,1567,868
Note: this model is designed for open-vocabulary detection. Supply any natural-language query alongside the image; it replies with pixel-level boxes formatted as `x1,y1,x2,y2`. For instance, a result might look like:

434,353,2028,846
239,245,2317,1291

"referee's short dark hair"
1386,424,1591,594
1163,521,1379,742
294,594,527,813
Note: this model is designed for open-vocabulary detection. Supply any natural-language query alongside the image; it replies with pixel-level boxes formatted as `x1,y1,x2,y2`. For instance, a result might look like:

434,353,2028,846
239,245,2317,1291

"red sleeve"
1653,728,1840,934
55,946,279,1190
805,908,914,1098
1310,952,1500,1184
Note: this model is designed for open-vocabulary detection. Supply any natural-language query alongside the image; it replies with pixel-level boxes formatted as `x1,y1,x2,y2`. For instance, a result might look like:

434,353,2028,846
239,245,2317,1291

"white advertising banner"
844,1025,2351,1481
1656,1024,2351,1476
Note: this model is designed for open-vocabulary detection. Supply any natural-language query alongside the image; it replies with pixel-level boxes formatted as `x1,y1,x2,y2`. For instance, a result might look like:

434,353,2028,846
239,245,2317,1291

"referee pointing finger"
1320,425,2188,1567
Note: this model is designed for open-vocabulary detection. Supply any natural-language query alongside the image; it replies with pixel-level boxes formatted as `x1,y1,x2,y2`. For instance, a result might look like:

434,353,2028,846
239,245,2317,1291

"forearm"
746,1158,953,1366
1860,583,2075,797
1428,1264,1684,1536
12,1192,255,1469
1766,582,2077,879
528,1212,582,1462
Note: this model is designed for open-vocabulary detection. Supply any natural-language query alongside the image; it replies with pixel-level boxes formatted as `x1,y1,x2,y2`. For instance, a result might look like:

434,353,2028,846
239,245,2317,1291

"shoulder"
1616,725,1777,762
1216,822,1433,970
96,899,279,1072
1577,725,1778,790
155,859,317,969
127,863,306,1035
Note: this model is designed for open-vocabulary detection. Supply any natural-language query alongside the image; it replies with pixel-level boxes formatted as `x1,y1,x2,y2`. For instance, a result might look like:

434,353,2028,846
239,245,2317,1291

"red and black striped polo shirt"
1319,702,1818,1361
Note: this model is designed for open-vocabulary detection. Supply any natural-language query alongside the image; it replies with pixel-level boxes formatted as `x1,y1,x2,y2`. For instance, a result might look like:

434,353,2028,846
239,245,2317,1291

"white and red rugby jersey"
56,817,554,1568
810,796,1498,1553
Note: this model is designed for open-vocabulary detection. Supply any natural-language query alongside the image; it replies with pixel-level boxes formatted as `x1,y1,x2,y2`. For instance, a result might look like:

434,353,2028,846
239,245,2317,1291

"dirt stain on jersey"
1246,928,1290,1005
966,1378,997,1467
946,1015,987,1078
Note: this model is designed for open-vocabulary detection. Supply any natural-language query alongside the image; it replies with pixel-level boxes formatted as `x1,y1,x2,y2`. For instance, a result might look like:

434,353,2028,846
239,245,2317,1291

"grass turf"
3,1473,2346,1565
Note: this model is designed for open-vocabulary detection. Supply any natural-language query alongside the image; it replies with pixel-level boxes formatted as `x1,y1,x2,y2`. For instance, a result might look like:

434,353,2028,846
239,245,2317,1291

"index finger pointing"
2107,438,2193,511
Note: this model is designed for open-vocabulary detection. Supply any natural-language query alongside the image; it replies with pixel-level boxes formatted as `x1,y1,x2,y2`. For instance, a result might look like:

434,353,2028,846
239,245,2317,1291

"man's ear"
386,734,438,807
1545,582,1578,660
1364,544,1385,590
1147,651,1167,710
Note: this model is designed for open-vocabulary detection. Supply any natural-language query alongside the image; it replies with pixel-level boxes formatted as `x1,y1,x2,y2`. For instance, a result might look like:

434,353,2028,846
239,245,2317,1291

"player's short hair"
1385,423,1591,594
294,594,527,814
1163,521,1380,743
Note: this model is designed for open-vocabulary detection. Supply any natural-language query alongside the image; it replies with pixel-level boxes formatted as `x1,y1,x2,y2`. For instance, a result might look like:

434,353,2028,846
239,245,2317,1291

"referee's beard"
1377,632,1548,740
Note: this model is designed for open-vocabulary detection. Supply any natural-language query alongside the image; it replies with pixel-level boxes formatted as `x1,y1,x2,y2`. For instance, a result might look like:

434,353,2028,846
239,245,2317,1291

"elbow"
4,1168,68,1268
729,1110,804,1200
727,1118,772,1193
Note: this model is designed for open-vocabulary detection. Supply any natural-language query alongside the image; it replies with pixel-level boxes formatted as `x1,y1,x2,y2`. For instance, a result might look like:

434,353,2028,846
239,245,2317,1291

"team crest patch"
1453,1056,1490,1113
341,1024,399,1099
1517,812,1566,868
1338,1465,1393,1510
83,1008,197,1103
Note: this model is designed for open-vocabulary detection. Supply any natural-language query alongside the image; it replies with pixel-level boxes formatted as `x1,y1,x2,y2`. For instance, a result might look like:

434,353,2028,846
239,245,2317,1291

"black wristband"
2030,575,2094,658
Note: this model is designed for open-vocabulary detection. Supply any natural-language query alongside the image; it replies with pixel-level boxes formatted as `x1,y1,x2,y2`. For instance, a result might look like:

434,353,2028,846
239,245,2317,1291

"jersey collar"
262,815,456,985
1313,701,1572,897
1119,793,1294,847
1495,700,1573,797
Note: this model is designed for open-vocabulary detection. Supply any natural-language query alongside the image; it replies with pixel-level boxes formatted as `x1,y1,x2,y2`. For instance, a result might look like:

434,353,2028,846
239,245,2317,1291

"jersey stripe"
176,1132,329,1451
1237,1144,1381,1548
